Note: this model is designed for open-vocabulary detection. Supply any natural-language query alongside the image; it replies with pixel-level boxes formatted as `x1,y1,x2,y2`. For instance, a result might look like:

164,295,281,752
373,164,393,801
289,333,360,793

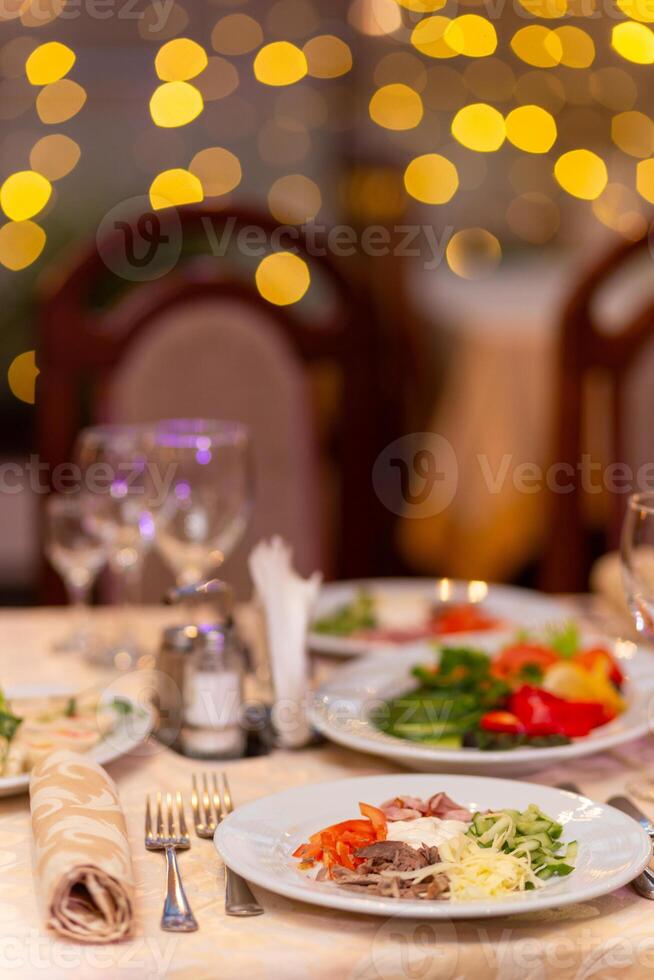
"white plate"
309,634,654,776
310,579,570,656
215,773,651,919
0,684,155,797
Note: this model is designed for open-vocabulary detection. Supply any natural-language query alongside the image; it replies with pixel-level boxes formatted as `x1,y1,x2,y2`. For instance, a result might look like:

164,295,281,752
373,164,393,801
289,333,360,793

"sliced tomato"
359,802,387,839
491,643,559,681
430,604,503,635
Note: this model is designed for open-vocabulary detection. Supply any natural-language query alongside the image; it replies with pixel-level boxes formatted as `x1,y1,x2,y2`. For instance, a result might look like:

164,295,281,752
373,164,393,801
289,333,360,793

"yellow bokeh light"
554,26,595,68
617,0,654,21
404,153,458,204
25,42,75,86
149,168,204,210
444,15,498,58
254,42,308,86
256,251,310,306
348,0,402,36
397,0,446,9
636,158,654,202
511,26,562,68
411,16,456,59
0,171,51,221
446,228,501,279
612,22,654,64
29,134,80,181
155,38,208,81
36,79,86,124
517,0,568,15
268,174,322,223
211,14,263,55
149,81,203,127
303,35,352,78
189,147,242,197
451,103,505,152
0,221,45,271
369,83,423,130
554,149,607,200
612,111,653,158
505,105,557,153
7,350,39,404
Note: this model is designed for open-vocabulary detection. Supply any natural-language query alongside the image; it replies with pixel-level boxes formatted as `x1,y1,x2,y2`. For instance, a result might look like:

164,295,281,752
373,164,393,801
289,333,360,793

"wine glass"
147,420,252,591
621,492,654,639
621,491,654,800
75,424,156,666
44,494,107,654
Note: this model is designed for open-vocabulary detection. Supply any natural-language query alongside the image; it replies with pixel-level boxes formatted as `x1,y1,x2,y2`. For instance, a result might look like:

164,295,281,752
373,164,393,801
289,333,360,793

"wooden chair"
542,229,654,592
36,204,399,599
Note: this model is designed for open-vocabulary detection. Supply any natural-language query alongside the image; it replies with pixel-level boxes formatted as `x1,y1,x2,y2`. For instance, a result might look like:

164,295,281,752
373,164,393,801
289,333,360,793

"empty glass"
75,424,156,666
147,420,252,590
621,492,654,640
45,494,107,654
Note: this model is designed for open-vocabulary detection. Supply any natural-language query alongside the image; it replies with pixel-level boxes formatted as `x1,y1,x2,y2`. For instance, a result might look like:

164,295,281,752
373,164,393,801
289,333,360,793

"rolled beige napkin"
29,749,134,943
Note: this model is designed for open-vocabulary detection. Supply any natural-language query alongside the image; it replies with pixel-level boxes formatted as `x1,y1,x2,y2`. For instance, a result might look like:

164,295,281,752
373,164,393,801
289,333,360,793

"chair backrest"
542,229,654,591
37,204,389,600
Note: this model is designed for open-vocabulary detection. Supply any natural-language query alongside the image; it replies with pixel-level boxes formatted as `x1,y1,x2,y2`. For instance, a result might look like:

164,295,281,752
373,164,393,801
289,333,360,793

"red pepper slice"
358,802,387,839
509,685,613,738
479,710,525,734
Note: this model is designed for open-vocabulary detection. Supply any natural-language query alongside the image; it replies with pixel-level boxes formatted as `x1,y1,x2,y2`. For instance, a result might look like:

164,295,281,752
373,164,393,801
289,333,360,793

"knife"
606,795,654,900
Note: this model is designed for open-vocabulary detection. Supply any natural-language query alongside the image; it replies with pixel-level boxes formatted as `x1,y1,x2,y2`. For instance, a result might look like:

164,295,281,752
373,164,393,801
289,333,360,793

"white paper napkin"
249,537,322,748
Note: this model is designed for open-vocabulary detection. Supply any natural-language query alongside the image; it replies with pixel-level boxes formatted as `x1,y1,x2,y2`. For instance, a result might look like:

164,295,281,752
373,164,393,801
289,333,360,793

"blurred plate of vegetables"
310,579,570,657
309,625,654,776
0,684,154,796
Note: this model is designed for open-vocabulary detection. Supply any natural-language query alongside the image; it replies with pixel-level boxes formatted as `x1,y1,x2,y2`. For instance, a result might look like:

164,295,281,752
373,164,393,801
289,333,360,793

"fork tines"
145,790,190,849
191,772,233,839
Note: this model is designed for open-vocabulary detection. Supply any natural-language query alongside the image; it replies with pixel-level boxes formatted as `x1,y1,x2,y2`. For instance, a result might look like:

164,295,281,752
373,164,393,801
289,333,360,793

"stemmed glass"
75,424,156,667
44,494,108,654
621,492,654,639
146,420,252,591
621,491,654,800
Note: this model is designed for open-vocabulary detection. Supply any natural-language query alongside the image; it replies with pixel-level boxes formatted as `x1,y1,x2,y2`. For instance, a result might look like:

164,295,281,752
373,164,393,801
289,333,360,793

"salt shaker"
181,624,247,759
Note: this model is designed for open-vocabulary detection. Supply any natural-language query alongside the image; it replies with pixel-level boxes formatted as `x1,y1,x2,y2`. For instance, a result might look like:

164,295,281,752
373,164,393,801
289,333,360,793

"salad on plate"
293,790,576,902
313,588,503,644
0,689,130,777
373,624,626,750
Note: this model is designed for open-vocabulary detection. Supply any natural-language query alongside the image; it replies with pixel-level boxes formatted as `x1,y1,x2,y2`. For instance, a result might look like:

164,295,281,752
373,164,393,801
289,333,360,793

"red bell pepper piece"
358,802,387,839
509,685,613,738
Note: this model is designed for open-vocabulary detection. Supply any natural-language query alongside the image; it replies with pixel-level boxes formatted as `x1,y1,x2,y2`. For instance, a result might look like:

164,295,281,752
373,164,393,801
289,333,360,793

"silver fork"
191,772,264,917
146,791,199,932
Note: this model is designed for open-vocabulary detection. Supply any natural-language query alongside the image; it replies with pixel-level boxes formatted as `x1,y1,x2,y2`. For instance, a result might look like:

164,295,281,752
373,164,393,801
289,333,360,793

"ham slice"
380,796,429,821
427,792,471,823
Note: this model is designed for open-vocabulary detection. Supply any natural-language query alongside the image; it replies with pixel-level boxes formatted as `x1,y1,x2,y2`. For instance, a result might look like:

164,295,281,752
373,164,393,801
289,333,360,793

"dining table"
3,599,654,980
